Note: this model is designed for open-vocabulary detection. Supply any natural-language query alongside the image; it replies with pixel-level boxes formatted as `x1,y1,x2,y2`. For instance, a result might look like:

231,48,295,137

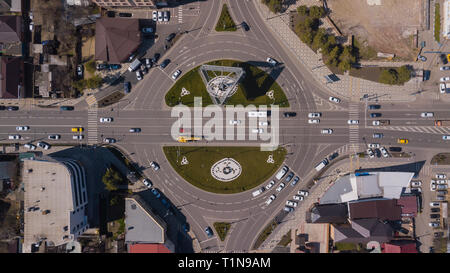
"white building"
23,156,88,253
443,0,450,39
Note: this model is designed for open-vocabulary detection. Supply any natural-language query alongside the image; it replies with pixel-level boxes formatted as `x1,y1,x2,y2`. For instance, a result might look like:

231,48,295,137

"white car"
430,182,436,191
298,190,309,197
171,69,181,80
420,112,434,118
436,180,447,185
410,181,422,187
99,117,113,123
158,11,163,22
430,202,441,207
321,129,333,134
347,120,359,125
372,120,380,126
37,141,50,150
252,128,263,133
152,11,158,21
440,66,450,70
276,182,285,192
429,222,440,228
73,135,84,140
8,135,21,140
136,70,143,81
48,134,60,140
29,22,34,31
368,143,380,149
258,121,269,126
266,57,277,66
286,200,298,207
265,180,275,190
229,120,241,125
308,119,320,124
150,161,160,171
440,83,446,93
366,149,375,158
143,178,153,189
380,147,389,158
16,126,30,131
436,174,447,179
24,143,36,150
293,195,304,201
440,76,450,82
265,194,276,205
329,96,340,103
308,113,321,118
443,135,450,140
163,11,169,22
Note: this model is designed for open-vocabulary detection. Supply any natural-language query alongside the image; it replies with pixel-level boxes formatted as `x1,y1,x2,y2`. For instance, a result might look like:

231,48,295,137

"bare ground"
327,0,422,60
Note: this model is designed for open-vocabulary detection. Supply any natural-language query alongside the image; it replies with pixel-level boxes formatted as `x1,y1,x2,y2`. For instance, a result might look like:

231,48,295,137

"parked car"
8,135,20,140
142,27,154,34
160,59,170,68
434,232,444,238
109,64,121,70
136,70,143,81
151,188,161,198
166,33,176,42
129,128,141,133
366,148,375,158
440,54,448,64
265,180,275,190
163,11,170,22
443,135,450,140
266,57,277,66
430,202,441,207
431,208,440,213
440,66,450,70
429,222,440,228
24,143,36,150
436,174,447,179
7,106,18,111
0,106,5,110
96,63,108,70
143,179,153,189
152,11,157,21
205,226,214,237
370,113,381,118
291,176,300,186
152,53,160,64
37,141,50,150
48,134,60,140
368,143,380,149
298,190,309,197
380,147,389,158
60,106,74,111
389,147,402,152
150,161,160,171
286,200,298,207
172,69,182,80
265,194,276,205
276,182,285,192
119,12,132,17
440,83,446,93
329,96,340,103
328,152,339,161
242,21,249,31
410,181,422,187
293,195,304,201
124,82,131,94
440,76,450,82
284,206,294,212
285,172,294,183
145,58,152,69
77,65,83,78
16,126,30,131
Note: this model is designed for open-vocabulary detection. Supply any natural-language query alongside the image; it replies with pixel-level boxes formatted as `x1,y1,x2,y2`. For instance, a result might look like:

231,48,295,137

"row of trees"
72,75,103,92
294,5,357,73
261,0,283,13
379,66,412,85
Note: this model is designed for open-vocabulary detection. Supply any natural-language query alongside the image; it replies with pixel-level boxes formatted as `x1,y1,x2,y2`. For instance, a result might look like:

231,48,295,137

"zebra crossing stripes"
348,102,360,152
85,95,97,106
178,6,182,23
378,126,450,135
87,106,98,145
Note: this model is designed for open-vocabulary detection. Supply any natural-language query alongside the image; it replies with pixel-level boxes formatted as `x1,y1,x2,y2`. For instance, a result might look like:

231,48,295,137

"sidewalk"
254,0,422,102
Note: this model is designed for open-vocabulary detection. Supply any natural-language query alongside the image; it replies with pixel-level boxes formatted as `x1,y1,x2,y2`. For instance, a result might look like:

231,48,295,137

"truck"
275,166,288,180
314,158,329,172
252,187,265,197
128,58,142,72
435,120,450,126
378,120,390,126
177,136,201,143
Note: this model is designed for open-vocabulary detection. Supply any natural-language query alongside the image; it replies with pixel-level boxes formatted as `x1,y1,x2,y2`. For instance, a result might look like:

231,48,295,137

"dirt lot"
327,0,422,60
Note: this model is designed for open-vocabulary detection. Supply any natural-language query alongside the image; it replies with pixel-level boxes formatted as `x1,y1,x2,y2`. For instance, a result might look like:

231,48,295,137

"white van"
275,166,289,180
248,111,267,118
315,159,329,172
252,187,265,197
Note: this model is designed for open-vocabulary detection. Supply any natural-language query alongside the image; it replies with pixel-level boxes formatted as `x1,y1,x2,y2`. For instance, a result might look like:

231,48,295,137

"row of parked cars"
366,144,389,158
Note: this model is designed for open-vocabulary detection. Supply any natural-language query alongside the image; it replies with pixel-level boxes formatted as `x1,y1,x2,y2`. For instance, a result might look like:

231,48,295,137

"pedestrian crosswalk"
374,126,450,135
86,95,97,106
87,105,98,145
348,102,360,152
178,6,183,24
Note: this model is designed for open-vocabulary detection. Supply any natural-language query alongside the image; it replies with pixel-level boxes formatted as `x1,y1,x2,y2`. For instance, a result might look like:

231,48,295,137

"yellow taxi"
397,138,408,144
71,127,84,133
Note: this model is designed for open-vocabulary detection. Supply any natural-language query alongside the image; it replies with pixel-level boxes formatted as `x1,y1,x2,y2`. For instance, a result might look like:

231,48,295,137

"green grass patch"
431,153,450,165
435,3,441,43
213,222,231,241
165,59,289,107
253,220,278,249
278,230,292,247
334,242,358,251
163,146,287,194
353,38,377,60
215,4,237,31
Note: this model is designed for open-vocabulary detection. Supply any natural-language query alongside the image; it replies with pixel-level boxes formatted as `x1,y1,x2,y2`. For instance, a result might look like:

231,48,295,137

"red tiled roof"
382,242,417,253
348,199,402,221
396,195,417,217
128,243,171,253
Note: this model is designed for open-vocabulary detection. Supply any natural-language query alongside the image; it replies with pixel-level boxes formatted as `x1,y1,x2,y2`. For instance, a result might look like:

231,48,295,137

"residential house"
348,199,402,221
306,203,348,224
0,55,24,98
381,241,418,253
0,15,22,56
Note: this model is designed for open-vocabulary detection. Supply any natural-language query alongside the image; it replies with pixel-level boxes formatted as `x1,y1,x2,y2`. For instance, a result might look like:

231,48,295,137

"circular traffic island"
163,146,287,194
165,59,289,107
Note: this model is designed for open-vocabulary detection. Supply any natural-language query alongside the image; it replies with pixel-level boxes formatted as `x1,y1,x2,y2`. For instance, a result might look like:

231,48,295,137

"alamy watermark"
171,97,279,151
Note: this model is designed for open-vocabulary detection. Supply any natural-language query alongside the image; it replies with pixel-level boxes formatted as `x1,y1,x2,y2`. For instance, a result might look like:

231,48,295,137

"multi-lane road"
1,0,449,252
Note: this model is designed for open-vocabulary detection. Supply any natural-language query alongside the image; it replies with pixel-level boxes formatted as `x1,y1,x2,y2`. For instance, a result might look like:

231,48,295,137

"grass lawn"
431,153,450,165
215,4,237,31
165,59,289,107
163,146,287,194
334,242,358,251
213,222,231,241
435,3,441,43
98,91,124,108
278,229,292,247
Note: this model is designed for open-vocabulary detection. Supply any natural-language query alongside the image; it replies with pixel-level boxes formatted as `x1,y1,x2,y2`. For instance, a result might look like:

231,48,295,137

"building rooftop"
348,199,402,221
128,243,171,253
307,203,348,223
334,218,393,244
0,16,21,43
382,241,418,253
396,195,418,218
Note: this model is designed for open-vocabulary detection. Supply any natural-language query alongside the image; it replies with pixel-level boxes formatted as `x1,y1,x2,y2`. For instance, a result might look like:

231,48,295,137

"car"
380,147,389,158
48,134,60,140
166,33,176,42
329,96,341,103
29,22,34,31
252,128,263,133
136,70,143,81
420,112,434,118
172,69,182,80
440,66,450,70
293,195,304,201
440,83,446,93
298,190,309,197
151,188,161,198
150,161,160,171
308,119,320,124
283,112,296,117
160,59,170,69
124,82,131,94
8,135,20,140
60,106,74,111
7,106,18,111
77,65,83,78
266,57,277,66
372,120,380,126
431,208,440,213
430,182,436,191
16,126,30,131
437,190,447,195
229,120,241,125
368,143,380,148
163,11,169,22
143,178,153,189
276,182,285,192
265,194,276,205
286,200,298,207
140,64,148,74
24,143,36,150
108,64,121,70
437,185,448,190
291,176,300,186
397,138,408,144
152,53,160,64
284,206,294,212
0,106,5,110
118,12,132,17
441,54,449,64
204,226,214,237
443,135,450,140
265,180,275,190
410,181,422,187
436,174,447,179
308,112,321,118
370,113,381,118
157,11,163,21
328,152,339,161
436,179,447,185
321,129,333,134
127,52,137,62
71,127,83,132
389,147,402,152
258,121,269,126
285,172,294,183
440,76,450,82
436,195,446,201
242,21,249,31
72,135,84,140
429,222,440,228
368,104,381,110
96,63,108,70
152,11,157,21
145,58,152,69
142,27,154,34
276,166,288,180
373,133,383,138
99,117,113,123
434,232,444,238
129,128,141,133
103,138,116,143
366,149,375,158
37,142,50,150
430,202,441,207
374,149,382,158
347,120,359,125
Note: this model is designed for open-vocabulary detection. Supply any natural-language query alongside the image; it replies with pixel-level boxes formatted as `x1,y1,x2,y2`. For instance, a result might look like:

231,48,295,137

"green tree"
85,60,96,74
297,5,309,16
261,0,283,13
312,28,327,51
379,69,399,85
325,46,341,67
309,6,326,19
397,65,411,83
299,31,314,45
72,79,86,91
85,75,103,89
338,46,356,72
321,35,336,55
102,167,123,191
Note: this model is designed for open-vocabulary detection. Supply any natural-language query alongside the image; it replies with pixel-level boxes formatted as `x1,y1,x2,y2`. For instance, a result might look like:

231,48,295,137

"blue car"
205,226,214,238
151,188,161,198
161,198,170,208
109,64,121,70
124,82,131,94
291,176,299,186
